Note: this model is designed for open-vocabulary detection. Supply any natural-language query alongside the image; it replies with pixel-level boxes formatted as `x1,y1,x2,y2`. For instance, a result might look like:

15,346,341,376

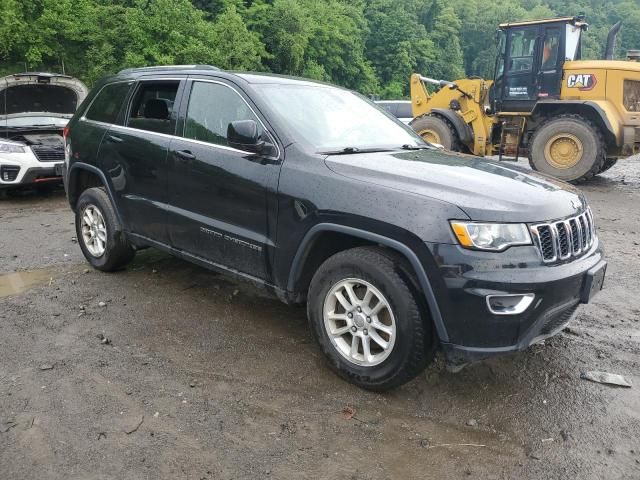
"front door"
499,25,539,112
167,79,281,281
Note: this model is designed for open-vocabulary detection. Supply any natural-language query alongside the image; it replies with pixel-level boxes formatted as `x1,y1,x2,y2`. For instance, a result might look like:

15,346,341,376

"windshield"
255,84,424,152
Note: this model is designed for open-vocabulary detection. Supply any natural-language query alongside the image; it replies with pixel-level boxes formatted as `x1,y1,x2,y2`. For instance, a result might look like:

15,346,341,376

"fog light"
486,294,535,315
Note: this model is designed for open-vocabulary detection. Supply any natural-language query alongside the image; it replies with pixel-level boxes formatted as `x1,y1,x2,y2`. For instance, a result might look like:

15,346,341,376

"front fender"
287,222,450,342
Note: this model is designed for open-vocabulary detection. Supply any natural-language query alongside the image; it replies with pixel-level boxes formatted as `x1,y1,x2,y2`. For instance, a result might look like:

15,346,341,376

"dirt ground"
0,159,639,480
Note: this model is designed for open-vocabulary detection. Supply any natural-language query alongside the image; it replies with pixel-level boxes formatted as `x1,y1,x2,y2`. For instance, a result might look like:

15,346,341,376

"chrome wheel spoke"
362,336,373,363
331,325,352,337
350,335,360,359
327,311,348,321
344,282,359,307
334,290,353,311
369,330,389,350
362,288,374,309
370,301,385,316
372,321,392,336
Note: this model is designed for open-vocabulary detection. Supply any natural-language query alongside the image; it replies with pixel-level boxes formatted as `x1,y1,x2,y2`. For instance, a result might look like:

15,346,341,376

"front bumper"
0,151,63,188
425,238,605,365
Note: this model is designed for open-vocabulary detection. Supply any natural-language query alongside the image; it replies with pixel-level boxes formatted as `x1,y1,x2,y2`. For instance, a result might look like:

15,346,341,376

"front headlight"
450,221,532,251
0,140,26,154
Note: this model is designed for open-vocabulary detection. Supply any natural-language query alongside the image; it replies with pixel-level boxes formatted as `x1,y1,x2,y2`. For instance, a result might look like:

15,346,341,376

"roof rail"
117,65,221,75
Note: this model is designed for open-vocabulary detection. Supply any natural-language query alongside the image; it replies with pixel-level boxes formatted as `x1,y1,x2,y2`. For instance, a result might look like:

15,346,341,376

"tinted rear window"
85,82,132,124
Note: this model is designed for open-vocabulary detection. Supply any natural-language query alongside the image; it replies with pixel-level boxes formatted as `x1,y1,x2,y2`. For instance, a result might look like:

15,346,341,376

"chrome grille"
531,209,596,263
31,145,64,163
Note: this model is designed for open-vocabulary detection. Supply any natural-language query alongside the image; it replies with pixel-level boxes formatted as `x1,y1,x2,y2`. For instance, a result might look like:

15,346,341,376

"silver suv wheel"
80,204,107,257
323,278,397,367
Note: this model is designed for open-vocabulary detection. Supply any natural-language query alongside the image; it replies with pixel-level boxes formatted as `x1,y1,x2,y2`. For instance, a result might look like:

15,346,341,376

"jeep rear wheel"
307,247,434,391
75,187,135,271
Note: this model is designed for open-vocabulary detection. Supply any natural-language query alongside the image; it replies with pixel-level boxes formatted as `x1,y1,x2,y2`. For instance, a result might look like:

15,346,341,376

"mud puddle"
0,268,55,298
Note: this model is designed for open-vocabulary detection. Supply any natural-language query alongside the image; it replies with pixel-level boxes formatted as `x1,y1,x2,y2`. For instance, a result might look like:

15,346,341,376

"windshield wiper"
400,144,430,150
319,146,397,155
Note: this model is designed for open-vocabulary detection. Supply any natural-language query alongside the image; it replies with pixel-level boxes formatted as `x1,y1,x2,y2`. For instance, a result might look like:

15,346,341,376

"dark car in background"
0,72,88,190
62,66,606,390
375,100,413,125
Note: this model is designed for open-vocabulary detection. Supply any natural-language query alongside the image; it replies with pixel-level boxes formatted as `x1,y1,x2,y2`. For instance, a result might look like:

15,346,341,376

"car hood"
0,73,88,117
324,149,586,223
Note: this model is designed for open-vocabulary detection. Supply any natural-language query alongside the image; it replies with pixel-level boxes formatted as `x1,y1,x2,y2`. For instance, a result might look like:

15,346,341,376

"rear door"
167,78,281,281
103,78,186,244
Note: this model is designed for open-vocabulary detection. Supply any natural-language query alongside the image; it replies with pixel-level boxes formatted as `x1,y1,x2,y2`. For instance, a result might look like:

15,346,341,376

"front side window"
255,84,422,152
494,30,507,79
85,82,132,124
184,82,262,146
126,81,179,135
541,28,561,69
508,27,537,72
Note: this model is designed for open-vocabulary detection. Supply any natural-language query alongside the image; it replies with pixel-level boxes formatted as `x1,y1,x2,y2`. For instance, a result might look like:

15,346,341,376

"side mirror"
227,120,276,156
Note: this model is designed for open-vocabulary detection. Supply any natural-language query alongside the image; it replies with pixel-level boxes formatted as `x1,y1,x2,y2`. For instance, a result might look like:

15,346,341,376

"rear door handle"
106,134,123,143
175,150,196,160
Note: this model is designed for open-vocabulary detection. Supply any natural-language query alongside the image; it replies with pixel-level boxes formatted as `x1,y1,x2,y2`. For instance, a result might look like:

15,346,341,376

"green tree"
210,5,268,70
364,0,435,97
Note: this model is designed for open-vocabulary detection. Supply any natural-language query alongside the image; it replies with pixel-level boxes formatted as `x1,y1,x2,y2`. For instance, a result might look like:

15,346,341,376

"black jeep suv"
63,65,606,390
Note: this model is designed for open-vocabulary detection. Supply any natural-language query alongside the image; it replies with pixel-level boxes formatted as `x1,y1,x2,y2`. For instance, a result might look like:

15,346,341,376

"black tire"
75,187,135,271
598,158,618,174
410,115,460,151
307,246,435,391
528,114,605,183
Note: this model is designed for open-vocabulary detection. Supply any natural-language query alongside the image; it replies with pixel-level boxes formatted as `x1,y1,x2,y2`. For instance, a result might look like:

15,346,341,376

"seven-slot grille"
31,145,64,163
531,209,596,263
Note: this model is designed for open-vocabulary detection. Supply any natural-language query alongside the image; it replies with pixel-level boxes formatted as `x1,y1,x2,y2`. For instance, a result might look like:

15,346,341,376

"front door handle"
106,134,123,143
175,150,195,160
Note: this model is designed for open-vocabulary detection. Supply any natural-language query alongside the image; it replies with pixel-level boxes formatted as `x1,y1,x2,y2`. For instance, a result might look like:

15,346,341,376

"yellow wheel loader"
410,16,640,182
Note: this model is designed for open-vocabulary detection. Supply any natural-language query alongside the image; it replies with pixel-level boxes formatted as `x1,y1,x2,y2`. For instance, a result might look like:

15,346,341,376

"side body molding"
287,223,449,342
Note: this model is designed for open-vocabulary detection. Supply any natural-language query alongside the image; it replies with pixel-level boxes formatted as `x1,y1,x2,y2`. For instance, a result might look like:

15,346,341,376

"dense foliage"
1,0,639,97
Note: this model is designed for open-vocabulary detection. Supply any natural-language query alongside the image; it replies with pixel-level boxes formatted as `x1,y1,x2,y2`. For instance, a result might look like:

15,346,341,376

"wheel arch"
67,163,123,224
530,101,618,150
287,223,449,343
430,108,474,144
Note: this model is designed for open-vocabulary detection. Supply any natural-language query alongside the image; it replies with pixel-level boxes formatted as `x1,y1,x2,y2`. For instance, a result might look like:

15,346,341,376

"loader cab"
491,16,588,113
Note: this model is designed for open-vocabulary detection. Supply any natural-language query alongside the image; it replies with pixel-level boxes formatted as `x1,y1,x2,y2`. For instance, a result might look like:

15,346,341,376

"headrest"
143,98,169,119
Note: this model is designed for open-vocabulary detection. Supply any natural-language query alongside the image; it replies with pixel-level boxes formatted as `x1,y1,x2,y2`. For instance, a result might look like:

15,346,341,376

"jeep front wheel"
307,247,434,391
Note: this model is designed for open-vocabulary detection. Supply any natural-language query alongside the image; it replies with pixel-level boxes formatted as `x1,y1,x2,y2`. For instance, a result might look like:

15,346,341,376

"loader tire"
410,115,460,151
528,114,605,183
